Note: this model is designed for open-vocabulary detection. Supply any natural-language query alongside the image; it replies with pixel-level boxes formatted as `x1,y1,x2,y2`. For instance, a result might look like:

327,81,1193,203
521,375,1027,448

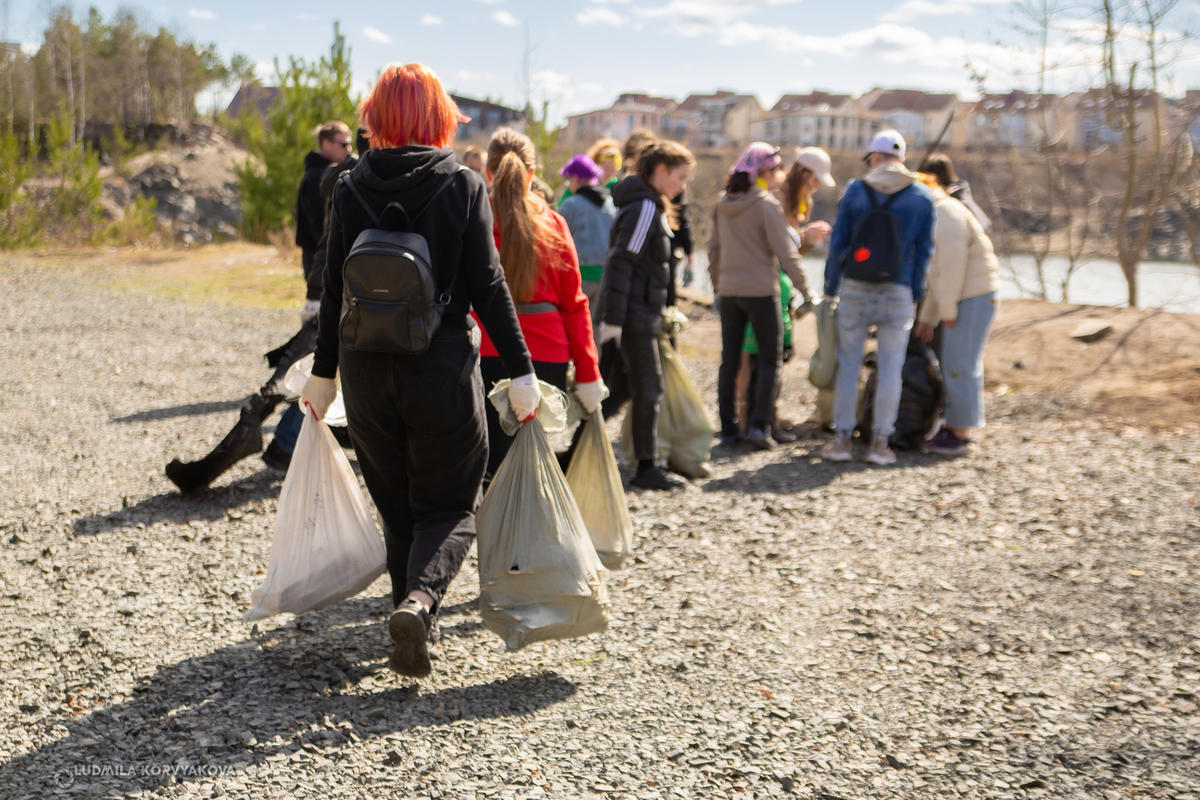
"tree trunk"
1122,258,1139,308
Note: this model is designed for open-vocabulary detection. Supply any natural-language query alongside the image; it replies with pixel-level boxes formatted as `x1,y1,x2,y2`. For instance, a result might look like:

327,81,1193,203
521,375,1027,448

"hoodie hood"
304,150,333,171
349,146,460,208
611,174,662,210
576,184,611,207
716,186,773,220
863,161,918,195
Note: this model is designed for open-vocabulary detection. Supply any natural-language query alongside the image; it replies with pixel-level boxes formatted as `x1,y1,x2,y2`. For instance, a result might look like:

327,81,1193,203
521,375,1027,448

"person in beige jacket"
914,186,999,456
708,142,812,450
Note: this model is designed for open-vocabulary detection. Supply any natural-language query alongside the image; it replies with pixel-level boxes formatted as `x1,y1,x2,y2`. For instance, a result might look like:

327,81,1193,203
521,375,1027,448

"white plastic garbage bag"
565,409,633,570
476,379,610,651
282,353,347,426
245,407,385,620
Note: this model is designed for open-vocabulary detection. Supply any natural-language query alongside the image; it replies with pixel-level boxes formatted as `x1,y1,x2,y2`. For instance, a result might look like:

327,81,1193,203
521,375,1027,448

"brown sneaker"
865,438,897,465
820,435,852,462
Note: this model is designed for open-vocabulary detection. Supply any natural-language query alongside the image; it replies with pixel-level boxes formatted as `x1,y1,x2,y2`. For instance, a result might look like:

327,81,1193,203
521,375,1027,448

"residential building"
860,88,965,150
451,95,524,141
1061,88,1180,152
674,91,762,147
750,91,875,152
968,90,1065,150
564,93,678,144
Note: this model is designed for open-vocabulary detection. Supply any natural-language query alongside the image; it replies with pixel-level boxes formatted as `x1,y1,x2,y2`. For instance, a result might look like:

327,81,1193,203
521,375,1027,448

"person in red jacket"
473,128,607,476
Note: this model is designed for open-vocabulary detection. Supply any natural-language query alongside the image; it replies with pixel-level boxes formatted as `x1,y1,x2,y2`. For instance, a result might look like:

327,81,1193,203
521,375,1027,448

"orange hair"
359,63,468,149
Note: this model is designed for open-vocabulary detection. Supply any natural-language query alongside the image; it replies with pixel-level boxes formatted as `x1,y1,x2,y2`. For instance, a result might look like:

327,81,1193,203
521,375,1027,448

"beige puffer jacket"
919,192,999,325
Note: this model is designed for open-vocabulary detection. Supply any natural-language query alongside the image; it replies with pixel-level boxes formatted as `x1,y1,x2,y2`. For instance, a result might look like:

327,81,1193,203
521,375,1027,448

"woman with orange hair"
301,64,539,679
473,128,605,477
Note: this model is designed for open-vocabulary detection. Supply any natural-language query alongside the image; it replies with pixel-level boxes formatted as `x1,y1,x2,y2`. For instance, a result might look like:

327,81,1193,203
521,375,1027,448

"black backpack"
337,166,466,355
841,184,910,283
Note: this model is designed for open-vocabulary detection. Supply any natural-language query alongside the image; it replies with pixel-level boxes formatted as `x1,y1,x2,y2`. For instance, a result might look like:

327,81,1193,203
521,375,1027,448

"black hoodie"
601,175,672,335
312,146,533,380
295,150,333,252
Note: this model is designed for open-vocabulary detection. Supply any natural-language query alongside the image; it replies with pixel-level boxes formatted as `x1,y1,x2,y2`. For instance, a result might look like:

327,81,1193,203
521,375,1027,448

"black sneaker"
771,424,798,443
744,426,775,451
926,428,971,456
261,440,292,471
631,465,683,491
387,599,432,678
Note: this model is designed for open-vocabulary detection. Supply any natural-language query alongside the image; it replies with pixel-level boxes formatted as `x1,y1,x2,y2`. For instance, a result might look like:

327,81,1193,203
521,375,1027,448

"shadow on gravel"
0,613,576,797
72,471,283,536
110,398,247,424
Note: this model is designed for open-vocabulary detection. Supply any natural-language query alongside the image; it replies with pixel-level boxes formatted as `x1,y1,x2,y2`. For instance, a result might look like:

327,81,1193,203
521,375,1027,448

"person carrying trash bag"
595,139,696,491
472,128,606,480
477,379,610,651
300,64,540,679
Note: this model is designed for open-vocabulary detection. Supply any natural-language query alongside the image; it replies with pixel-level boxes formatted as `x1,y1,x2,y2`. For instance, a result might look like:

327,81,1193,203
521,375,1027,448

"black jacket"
306,153,359,300
295,150,334,253
576,184,611,207
312,146,533,380
601,175,672,335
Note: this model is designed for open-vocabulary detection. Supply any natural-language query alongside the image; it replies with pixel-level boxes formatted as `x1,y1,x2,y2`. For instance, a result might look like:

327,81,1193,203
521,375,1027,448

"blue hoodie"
824,162,935,302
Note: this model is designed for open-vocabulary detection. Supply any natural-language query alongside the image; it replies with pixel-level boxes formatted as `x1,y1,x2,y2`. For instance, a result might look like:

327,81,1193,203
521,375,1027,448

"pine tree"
231,22,357,241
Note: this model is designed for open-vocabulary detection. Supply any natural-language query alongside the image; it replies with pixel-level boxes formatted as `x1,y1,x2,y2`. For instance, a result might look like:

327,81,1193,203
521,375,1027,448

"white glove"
508,373,542,423
598,323,623,346
300,374,337,420
300,299,321,323
574,379,609,414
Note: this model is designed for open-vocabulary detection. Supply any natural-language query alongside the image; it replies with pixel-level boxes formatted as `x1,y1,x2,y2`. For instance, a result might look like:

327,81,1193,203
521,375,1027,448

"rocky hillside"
102,124,247,246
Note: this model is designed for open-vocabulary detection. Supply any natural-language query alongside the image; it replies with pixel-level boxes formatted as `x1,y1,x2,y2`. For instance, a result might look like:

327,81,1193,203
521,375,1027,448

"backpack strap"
880,183,911,210
864,183,880,209
338,171,381,227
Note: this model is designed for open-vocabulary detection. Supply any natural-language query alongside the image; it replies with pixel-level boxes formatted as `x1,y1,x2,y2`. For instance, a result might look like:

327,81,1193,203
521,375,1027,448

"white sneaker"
820,435,853,462
865,438,897,465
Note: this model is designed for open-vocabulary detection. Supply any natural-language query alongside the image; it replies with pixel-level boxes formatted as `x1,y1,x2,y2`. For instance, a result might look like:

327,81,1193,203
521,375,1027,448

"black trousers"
479,357,569,477
598,333,663,462
718,296,781,436
338,332,484,613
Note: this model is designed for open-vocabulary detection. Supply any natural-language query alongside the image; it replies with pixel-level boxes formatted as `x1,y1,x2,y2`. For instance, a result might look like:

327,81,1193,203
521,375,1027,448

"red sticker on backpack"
854,247,871,262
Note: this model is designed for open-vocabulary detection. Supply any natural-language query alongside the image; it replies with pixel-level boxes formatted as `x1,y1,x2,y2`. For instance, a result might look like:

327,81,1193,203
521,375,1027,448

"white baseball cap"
794,146,836,187
866,129,906,160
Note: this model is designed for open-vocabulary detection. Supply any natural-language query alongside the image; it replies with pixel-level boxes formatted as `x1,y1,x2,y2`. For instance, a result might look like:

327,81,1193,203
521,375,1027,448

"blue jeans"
273,402,303,454
832,280,915,439
940,292,996,429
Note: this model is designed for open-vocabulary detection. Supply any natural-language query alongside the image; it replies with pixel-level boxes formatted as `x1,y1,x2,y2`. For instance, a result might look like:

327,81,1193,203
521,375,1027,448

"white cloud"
476,0,503,4
577,6,627,26
880,0,1008,24
295,12,316,21
492,9,520,26
533,69,573,95
362,26,391,44
187,8,215,20
421,14,443,25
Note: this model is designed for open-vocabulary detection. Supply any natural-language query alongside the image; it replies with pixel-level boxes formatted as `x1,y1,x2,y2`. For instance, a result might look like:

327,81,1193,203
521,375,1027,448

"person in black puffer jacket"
596,140,695,491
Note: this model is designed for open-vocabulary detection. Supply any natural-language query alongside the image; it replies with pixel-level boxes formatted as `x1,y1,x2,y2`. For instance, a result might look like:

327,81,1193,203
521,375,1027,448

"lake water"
685,252,1200,314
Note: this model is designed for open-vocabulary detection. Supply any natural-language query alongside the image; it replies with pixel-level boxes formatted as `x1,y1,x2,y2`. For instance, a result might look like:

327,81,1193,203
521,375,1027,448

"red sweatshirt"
473,196,601,383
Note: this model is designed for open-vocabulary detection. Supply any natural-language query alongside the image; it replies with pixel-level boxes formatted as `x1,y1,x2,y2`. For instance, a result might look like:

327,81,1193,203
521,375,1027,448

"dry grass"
5,241,305,310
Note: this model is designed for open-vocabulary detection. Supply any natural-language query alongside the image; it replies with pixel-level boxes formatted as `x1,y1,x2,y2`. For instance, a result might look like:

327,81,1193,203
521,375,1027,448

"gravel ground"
1,259,1198,800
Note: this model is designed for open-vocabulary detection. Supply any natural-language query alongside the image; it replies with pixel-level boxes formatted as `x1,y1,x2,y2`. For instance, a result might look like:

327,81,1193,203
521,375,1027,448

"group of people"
225,62,999,679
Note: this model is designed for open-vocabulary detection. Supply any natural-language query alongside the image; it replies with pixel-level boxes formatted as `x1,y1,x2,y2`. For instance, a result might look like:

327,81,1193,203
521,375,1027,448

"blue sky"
7,0,1200,122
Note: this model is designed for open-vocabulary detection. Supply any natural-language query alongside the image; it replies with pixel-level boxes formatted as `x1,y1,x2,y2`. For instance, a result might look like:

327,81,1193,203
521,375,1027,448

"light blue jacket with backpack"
823,162,935,302
558,184,616,283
